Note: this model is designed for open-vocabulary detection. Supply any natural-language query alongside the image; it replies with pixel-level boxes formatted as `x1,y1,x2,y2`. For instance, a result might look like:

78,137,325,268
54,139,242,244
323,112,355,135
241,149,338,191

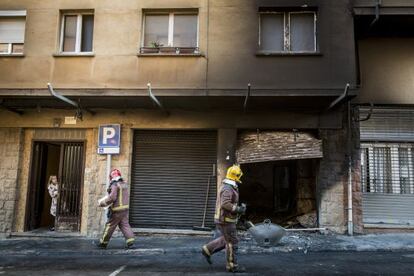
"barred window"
361,143,414,194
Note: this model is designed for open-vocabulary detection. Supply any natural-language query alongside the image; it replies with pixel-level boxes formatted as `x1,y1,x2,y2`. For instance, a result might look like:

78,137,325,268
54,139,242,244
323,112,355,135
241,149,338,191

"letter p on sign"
98,124,121,154
103,127,116,144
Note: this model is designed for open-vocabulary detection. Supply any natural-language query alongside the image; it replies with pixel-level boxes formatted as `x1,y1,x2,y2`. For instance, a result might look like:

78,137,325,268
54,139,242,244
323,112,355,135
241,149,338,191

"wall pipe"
370,0,382,28
326,83,350,111
47,83,96,116
347,95,353,236
243,83,251,113
147,83,168,115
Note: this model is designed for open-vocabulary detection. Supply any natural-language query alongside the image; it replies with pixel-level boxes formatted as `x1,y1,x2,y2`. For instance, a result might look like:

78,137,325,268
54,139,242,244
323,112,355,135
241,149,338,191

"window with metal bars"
361,143,414,194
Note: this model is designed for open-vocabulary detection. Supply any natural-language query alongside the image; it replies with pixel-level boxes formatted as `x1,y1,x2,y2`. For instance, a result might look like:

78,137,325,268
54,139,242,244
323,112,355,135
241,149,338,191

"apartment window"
0,11,26,55
60,12,94,54
259,11,317,53
141,11,199,54
361,143,414,194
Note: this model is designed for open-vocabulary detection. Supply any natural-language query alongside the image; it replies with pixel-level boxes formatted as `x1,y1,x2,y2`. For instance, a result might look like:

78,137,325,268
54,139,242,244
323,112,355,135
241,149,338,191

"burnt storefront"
236,130,322,228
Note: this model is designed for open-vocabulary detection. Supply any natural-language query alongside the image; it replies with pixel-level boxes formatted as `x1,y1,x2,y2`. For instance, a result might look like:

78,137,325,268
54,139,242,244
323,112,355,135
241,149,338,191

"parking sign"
98,124,121,154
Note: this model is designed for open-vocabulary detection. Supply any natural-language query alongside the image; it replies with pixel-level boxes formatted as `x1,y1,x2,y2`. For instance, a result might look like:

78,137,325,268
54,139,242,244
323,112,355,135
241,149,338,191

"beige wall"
0,0,208,89
356,38,414,104
0,0,356,90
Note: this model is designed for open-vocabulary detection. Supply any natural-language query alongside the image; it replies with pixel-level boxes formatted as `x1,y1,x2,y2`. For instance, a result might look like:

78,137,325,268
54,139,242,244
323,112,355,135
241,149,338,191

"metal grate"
361,143,414,194
56,142,84,231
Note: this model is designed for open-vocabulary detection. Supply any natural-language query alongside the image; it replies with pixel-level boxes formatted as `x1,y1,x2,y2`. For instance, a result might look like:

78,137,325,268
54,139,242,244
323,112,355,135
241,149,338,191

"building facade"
0,0,359,237
352,0,414,233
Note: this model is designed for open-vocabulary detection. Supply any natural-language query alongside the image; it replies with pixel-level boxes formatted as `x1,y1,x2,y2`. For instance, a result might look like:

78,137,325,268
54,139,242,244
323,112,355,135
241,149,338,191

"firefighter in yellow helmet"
201,164,247,273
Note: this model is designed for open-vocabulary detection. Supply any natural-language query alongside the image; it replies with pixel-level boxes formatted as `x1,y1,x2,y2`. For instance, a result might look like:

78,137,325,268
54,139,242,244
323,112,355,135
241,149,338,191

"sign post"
98,124,121,217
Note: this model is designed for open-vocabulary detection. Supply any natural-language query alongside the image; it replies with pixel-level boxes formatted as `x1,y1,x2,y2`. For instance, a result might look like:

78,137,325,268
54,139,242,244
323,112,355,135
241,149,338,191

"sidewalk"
1,231,414,257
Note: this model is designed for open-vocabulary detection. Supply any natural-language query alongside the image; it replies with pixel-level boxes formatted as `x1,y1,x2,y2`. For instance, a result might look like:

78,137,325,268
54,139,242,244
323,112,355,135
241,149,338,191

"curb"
2,245,414,257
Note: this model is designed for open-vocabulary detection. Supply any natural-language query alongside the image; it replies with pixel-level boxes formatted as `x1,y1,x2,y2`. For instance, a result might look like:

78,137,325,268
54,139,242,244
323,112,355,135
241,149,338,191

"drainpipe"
47,83,96,119
147,83,168,115
347,98,353,236
326,83,350,111
370,0,382,28
243,83,251,113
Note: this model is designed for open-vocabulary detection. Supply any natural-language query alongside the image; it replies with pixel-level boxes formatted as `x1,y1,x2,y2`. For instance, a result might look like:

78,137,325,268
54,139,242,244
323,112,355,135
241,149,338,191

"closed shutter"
360,106,414,226
359,107,414,142
130,130,217,229
0,17,26,43
362,193,414,225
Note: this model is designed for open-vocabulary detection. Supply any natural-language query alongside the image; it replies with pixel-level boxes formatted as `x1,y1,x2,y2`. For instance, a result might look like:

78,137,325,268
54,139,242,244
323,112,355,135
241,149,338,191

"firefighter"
201,164,247,273
95,169,135,249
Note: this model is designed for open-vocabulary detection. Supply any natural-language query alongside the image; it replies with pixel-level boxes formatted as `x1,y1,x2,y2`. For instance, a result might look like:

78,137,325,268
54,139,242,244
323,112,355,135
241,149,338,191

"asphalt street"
0,251,414,275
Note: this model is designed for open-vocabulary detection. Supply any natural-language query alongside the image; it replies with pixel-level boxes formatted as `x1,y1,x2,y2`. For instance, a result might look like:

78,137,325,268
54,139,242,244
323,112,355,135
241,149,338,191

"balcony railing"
139,47,199,55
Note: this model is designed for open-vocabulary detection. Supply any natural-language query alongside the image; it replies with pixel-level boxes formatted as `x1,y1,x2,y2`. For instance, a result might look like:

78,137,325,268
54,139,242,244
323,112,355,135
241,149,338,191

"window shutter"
0,17,26,43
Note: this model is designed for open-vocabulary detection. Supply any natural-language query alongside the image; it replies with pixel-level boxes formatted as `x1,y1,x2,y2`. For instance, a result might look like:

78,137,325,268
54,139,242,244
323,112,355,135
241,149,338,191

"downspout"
347,98,353,236
369,0,382,28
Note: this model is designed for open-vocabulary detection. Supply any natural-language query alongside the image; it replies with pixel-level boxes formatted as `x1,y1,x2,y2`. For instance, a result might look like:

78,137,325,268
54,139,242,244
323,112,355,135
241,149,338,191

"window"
60,12,94,54
259,11,317,53
361,143,414,194
0,11,26,55
141,11,198,54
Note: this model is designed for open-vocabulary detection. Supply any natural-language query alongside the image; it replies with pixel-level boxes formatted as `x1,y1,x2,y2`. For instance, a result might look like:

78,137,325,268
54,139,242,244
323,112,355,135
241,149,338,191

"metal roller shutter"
359,106,414,226
359,107,414,142
130,130,217,229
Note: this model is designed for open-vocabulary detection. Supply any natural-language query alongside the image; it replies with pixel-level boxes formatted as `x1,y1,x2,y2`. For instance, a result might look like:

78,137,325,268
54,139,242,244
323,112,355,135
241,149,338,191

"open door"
27,142,84,232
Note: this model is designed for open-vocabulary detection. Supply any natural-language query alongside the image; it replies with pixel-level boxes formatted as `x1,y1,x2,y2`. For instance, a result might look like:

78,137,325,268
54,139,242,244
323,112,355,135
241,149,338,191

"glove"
235,203,247,215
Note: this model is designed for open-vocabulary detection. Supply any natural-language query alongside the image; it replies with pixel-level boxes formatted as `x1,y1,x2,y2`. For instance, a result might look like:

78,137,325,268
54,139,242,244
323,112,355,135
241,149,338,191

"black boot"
93,240,107,249
201,246,212,265
125,242,137,249
227,265,246,273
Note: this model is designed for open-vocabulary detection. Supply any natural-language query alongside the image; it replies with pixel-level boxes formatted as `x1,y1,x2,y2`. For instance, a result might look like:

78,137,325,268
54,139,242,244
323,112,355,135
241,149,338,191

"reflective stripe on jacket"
214,179,239,224
106,180,129,212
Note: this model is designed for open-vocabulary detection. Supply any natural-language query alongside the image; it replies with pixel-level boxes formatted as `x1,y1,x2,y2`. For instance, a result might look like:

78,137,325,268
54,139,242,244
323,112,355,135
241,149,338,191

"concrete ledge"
10,231,83,239
364,224,414,229
132,228,212,237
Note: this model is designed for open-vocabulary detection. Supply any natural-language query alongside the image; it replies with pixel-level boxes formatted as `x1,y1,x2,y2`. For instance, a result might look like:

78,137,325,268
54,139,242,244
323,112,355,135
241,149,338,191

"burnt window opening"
239,159,318,229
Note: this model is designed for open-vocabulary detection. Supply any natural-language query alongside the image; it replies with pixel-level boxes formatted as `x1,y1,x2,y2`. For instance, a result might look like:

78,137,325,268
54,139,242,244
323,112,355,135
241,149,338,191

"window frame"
258,10,317,54
0,10,26,56
59,11,94,55
140,10,199,55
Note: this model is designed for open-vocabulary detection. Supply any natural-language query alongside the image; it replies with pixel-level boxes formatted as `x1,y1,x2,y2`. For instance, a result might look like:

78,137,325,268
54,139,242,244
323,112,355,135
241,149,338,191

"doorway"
26,141,84,232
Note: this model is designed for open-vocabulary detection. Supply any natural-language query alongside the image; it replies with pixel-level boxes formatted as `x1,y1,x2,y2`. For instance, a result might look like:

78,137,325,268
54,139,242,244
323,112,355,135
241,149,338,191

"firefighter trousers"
100,209,135,246
203,223,239,270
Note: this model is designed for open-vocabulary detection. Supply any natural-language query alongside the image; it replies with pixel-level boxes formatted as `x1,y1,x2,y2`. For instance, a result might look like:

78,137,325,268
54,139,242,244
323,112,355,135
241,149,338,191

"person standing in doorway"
201,164,247,273
96,169,135,249
47,175,59,231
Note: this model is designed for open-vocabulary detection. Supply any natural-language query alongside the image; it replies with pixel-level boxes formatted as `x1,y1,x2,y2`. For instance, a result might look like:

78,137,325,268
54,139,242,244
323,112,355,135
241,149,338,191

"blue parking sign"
98,124,121,154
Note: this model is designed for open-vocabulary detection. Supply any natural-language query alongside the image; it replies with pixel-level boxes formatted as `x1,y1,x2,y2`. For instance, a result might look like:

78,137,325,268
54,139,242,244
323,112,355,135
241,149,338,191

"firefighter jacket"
106,180,130,212
214,178,240,224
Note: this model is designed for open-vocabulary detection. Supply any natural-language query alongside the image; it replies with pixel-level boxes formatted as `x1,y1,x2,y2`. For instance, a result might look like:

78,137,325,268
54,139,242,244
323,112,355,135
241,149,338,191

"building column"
0,128,23,237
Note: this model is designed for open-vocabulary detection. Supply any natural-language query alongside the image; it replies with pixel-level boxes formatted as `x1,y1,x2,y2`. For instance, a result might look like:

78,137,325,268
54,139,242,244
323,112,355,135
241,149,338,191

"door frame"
25,139,86,232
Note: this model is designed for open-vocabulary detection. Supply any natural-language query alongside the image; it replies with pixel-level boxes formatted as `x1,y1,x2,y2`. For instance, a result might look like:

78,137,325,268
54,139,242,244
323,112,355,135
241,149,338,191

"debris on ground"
296,211,317,228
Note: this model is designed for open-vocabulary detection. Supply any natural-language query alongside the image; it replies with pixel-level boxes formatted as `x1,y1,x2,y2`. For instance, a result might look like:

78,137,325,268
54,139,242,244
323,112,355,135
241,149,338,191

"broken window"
141,11,199,54
60,12,94,53
0,11,26,55
259,11,317,53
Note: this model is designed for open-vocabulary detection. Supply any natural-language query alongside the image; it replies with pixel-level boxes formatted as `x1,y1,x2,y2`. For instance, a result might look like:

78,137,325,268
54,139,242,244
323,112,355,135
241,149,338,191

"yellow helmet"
226,164,243,183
